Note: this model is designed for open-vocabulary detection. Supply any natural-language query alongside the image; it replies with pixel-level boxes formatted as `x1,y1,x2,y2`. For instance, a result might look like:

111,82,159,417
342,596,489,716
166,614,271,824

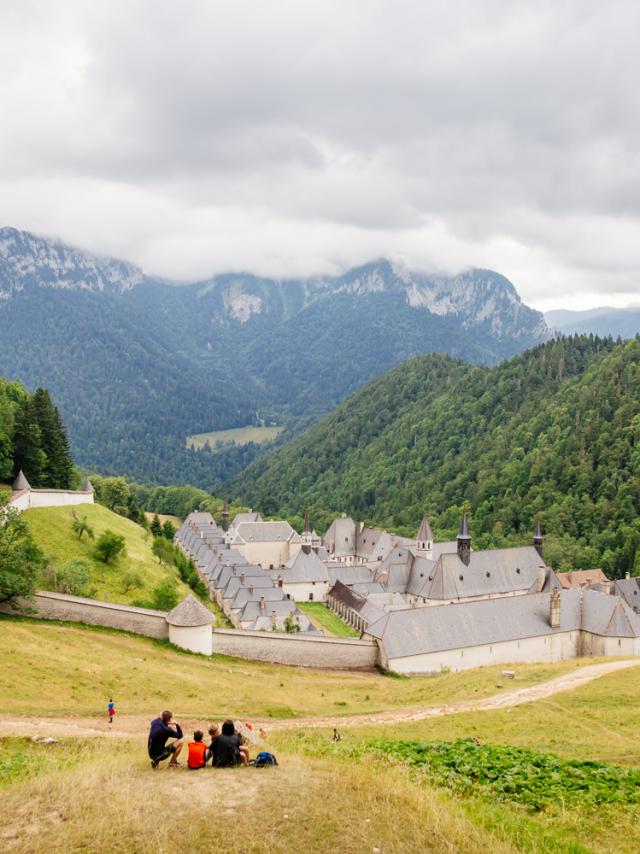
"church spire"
302,505,311,554
533,515,543,558
457,513,471,566
416,512,434,556
221,499,229,533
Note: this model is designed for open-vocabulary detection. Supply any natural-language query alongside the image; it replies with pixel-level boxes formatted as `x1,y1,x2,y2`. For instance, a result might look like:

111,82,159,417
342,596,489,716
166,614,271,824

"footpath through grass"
296,602,360,637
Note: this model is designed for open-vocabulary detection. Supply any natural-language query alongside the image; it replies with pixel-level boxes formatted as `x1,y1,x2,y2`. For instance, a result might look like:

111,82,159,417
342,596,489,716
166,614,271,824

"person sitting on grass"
209,719,249,768
187,730,208,770
148,710,183,769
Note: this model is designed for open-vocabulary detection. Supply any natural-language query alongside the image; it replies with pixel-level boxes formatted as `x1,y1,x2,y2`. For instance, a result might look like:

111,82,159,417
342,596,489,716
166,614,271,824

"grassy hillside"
235,336,640,576
1,620,639,852
23,504,193,606
0,618,583,718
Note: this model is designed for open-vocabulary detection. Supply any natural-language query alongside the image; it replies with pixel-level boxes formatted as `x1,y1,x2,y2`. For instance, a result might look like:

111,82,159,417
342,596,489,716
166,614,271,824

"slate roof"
186,512,219,527
366,588,640,659
231,512,263,526
230,521,300,543
278,548,330,583
416,514,434,543
614,578,640,612
12,470,30,491
327,565,376,586
165,594,214,627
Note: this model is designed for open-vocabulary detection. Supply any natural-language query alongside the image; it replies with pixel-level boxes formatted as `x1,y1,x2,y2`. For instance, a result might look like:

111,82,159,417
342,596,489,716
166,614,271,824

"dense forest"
234,336,640,576
0,229,549,486
0,379,75,490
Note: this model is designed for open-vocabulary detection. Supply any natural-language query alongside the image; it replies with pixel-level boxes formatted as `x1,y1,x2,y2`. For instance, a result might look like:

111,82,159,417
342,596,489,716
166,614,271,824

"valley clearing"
2,620,640,852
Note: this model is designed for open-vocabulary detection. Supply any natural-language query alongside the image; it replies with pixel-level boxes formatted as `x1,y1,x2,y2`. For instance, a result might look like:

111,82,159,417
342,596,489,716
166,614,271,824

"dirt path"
1,658,637,741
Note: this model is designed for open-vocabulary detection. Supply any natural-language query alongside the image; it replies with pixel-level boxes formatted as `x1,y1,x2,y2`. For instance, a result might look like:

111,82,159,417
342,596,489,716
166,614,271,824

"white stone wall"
169,623,212,655
282,581,330,602
236,540,299,569
381,631,581,674
10,489,94,511
212,627,378,669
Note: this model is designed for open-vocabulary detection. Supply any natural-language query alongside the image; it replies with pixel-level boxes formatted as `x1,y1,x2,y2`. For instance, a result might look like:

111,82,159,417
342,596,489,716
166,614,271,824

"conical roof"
82,478,94,493
166,594,214,626
416,513,434,543
12,470,30,491
457,513,471,541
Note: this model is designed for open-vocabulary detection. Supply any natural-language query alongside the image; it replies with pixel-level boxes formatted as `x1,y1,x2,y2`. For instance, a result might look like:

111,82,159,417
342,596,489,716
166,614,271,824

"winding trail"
1,658,638,740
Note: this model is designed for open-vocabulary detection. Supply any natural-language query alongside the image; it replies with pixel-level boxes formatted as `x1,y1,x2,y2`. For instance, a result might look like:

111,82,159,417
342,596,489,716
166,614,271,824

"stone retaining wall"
0,591,169,640
212,627,379,670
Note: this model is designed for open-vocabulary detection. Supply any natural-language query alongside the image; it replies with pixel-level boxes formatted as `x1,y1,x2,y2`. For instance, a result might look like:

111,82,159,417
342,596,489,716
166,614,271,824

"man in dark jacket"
148,710,183,768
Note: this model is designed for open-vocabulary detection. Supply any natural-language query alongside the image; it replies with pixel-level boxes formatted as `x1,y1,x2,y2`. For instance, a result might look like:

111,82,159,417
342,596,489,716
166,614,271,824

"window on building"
309,592,314,601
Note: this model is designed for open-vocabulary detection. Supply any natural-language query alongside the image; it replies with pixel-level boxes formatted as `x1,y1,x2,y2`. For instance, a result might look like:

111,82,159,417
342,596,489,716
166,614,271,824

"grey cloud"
0,0,639,308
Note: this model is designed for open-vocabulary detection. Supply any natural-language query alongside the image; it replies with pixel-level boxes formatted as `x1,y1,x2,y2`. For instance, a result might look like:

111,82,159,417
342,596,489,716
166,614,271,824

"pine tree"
11,398,44,485
150,514,163,537
30,388,74,488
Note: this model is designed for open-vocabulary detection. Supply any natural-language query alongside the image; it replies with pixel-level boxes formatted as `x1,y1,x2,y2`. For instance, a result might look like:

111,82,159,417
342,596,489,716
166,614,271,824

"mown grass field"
186,424,282,450
296,602,360,637
23,504,193,606
143,512,182,527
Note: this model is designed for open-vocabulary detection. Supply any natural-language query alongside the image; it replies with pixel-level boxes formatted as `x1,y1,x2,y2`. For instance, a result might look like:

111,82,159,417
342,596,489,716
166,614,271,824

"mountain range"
545,306,640,339
0,226,549,485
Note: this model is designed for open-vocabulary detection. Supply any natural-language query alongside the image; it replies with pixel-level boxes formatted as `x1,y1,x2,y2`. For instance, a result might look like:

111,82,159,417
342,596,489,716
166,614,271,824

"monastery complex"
175,507,640,674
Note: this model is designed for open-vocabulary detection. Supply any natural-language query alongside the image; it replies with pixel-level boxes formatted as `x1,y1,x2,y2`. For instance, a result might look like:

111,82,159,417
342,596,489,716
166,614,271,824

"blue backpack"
254,751,278,767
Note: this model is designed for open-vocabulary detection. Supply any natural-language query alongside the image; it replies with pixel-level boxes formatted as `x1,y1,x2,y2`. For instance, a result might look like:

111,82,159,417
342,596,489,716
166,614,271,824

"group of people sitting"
148,710,249,769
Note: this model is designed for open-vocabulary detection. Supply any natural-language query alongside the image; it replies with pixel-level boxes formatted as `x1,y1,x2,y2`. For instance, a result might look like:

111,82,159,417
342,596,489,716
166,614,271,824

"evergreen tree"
150,514,163,537
11,397,44,485
30,388,74,488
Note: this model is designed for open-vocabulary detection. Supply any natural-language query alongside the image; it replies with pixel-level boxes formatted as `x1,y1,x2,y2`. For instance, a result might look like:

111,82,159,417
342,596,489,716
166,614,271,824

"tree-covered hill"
233,336,640,576
0,228,549,486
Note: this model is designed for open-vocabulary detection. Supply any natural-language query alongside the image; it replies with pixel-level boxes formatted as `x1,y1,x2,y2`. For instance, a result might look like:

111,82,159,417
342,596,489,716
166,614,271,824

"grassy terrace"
23,504,193,606
296,602,360,637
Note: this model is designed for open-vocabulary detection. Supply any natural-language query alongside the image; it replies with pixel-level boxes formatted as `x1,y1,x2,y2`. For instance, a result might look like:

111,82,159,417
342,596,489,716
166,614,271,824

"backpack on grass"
253,751,278,767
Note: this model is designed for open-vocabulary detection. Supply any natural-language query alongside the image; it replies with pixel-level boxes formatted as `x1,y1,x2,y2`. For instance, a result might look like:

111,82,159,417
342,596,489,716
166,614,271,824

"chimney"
271,609,277,628
549,589,561,629
249,584,254,595
536,565,546,593
625,572,631,580
259,595,265,612
240,572,245,585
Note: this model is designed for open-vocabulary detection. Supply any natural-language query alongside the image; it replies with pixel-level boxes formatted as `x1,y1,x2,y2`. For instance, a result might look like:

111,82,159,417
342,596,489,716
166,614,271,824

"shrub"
94,530,126,564
120,571,143,594
152,580,179,611
42,559,94,597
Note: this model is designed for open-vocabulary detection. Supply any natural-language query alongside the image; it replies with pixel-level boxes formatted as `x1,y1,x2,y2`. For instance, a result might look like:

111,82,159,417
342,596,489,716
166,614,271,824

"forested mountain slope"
0,227,548,485
234,336,640,576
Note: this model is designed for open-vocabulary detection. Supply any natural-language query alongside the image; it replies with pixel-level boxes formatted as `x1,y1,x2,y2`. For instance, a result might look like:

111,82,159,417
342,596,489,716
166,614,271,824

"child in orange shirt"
187,730,207,770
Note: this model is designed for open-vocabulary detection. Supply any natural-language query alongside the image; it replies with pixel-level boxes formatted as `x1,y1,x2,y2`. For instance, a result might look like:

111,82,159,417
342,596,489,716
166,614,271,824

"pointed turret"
302,505,312,554
221,500,229,533
12,470,30,491
82,478,94,493
416,512,434,556
533,516,543,558
457,513,471,566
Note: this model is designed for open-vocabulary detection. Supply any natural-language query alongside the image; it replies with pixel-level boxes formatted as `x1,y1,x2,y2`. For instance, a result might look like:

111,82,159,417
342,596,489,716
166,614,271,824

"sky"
0,1,638,311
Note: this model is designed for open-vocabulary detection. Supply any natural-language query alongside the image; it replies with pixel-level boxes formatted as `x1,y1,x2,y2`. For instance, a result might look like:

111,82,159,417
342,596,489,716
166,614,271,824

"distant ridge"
0,227,549,486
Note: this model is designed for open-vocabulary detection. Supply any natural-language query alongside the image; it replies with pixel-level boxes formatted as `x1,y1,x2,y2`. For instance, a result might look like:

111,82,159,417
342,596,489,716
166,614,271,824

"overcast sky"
0,1,638,310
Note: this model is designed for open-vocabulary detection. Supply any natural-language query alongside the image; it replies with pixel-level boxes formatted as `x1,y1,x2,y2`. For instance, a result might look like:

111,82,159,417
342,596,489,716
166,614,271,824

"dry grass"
0,620,597,719
186,425,282,451
0,739,515,853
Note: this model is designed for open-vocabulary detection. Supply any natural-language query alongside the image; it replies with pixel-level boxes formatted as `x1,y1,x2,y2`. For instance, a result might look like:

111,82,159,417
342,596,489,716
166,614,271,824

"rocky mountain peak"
0,227,144,298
